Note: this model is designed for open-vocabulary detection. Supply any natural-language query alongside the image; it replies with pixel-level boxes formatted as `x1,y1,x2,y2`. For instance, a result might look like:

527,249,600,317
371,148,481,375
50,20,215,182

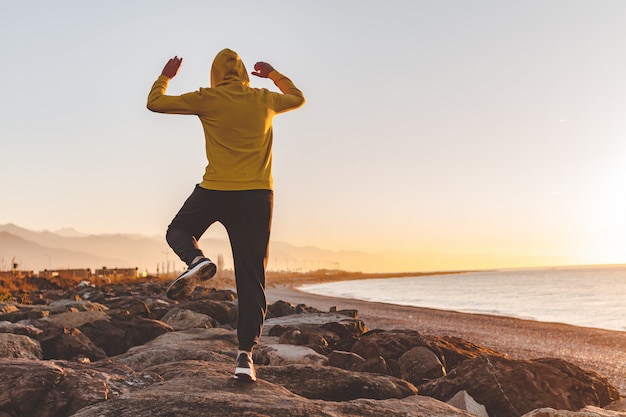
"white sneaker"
234,351,256,382
166,258,216,300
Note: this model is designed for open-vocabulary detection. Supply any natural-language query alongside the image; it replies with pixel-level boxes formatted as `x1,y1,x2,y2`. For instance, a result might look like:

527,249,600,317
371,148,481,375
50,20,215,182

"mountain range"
0,223,379,274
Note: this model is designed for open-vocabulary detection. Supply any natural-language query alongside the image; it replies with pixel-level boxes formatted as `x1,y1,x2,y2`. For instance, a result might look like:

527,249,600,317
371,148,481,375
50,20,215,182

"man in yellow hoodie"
147,48,305,381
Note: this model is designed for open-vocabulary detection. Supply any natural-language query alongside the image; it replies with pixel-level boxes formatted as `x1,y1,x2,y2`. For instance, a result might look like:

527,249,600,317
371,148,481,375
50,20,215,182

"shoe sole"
234,369,256,382
166,261,216,300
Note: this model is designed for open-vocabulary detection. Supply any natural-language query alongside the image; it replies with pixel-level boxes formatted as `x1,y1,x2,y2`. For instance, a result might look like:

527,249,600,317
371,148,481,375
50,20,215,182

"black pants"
166,185,273,351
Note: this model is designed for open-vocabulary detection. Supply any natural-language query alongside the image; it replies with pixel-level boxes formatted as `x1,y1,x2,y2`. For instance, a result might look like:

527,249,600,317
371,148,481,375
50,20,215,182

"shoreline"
266,284,626,396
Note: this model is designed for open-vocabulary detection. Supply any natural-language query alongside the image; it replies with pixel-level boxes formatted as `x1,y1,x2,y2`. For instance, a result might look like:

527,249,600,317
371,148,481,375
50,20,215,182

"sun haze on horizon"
1,1,625,272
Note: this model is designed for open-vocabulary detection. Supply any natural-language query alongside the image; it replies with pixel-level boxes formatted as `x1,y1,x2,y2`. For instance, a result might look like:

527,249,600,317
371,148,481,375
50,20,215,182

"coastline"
266,284,626,396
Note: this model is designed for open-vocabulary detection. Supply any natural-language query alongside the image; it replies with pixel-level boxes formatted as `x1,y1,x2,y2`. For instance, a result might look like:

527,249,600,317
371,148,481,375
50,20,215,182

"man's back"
147,48,304,191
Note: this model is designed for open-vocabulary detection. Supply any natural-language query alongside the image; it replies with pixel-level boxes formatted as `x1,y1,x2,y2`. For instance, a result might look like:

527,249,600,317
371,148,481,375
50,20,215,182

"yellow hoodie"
147,48,305,191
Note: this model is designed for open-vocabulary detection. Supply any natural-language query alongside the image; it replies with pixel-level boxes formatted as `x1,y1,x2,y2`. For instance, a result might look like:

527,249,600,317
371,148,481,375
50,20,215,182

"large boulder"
0,359,162,417
35,324,107,361
78,316,172,356
258,364,418,401
419,355,621,417
398,345,446,385
351,329,428,360
0,333,43,359
112,328,238,371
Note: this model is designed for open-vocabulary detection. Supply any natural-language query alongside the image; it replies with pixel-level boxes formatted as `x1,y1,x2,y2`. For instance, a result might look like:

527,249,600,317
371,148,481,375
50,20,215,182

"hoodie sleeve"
146,75,205,115
267,70,305,113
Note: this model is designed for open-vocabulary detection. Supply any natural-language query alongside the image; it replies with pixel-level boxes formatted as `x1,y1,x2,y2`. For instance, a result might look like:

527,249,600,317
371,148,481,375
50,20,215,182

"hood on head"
210,48,250,88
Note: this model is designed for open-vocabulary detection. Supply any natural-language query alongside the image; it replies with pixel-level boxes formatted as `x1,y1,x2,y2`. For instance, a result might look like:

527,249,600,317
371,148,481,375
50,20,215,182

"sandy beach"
266,284,626,396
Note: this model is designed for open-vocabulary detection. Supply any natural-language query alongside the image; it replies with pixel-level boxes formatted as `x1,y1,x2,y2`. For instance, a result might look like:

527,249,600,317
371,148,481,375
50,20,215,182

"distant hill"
0,230,125,272
0,223,384,274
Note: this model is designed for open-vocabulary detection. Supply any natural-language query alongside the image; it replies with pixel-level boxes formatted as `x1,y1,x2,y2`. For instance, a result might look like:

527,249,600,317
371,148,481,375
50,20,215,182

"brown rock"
0,320,43,338
78,316,172,356
258,364,418,401
419,355,621,417
179,300,233,325
351,329,428,360
112,328,238,371
0,358,162,417
160,307,216,331
35,324,107,361
0,307,49,322
328,350,366,371
424,334,506,370
356,355,395,376
398,346,446,385
0,333,42,359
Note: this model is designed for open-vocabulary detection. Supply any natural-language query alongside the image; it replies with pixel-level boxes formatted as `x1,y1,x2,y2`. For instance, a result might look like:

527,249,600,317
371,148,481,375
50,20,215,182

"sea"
299,264,626,332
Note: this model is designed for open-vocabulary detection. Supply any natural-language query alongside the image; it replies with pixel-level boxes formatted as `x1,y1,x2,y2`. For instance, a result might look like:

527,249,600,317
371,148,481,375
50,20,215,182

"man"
147,48,305,381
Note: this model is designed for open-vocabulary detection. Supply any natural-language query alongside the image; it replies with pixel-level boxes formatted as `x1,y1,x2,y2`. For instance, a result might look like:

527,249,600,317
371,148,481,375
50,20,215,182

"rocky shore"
0,278,624,417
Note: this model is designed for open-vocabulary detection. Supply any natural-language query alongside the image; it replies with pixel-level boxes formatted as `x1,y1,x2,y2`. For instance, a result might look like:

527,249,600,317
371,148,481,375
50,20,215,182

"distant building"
94,267,139,283
38,269,91,281
0,270,33,279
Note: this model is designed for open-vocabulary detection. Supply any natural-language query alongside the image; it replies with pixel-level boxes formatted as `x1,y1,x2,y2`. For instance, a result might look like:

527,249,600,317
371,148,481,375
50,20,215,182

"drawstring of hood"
210,48,250,88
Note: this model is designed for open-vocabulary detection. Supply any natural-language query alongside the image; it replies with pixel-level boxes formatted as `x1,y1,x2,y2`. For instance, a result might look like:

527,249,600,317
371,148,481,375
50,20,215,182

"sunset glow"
2,1,626,272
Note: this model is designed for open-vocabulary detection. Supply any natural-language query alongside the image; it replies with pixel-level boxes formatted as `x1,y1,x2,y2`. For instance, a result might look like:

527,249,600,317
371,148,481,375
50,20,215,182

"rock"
0,280,622,417
0,358,162,417
78,316,172,356
160,307,215,331
425,334,506,370
419,355,621,417
112,328,238,371
579,406,626,417
0,303,18,313
266,300,323,319
606,399,626,412
77,319,127,356
398,345,446,385
48,299,108,313
43,310,110,328
351,329,428,360
328,350,366,371
0,320,43,338
254,344,328,366
267,299,300,317
178,300,233,325
0,333,43,359
521,406,626,417
357,355,395,376
258,364,418,401
264,313,368,354
35,324,107,361
263,312,363,336
447,390,489,417
0,307,49,322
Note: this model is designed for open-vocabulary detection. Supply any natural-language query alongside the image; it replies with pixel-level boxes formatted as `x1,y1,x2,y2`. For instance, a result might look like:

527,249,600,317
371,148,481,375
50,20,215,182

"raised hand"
162,56,183,79
251,61,275,78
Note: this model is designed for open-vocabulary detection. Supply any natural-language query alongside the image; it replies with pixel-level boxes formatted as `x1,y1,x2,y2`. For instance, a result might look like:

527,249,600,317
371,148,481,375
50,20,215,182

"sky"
1,1,625,272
